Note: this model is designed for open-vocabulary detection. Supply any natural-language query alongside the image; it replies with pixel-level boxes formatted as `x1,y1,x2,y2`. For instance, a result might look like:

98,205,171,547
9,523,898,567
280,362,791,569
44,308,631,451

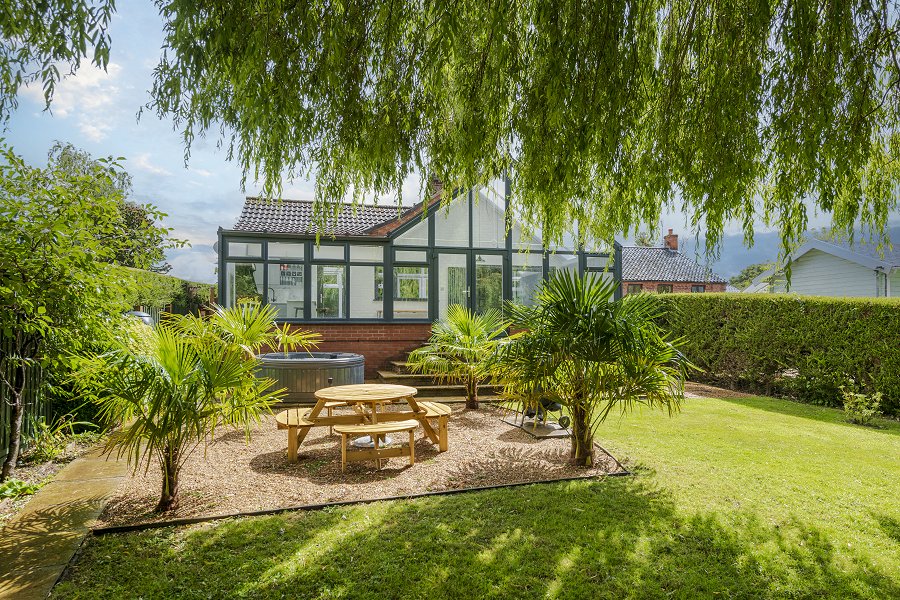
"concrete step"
411,384,502,398
376,370,445,387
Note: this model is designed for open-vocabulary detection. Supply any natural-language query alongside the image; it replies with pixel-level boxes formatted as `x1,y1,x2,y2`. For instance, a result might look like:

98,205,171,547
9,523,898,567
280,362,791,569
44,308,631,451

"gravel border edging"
91,456,630,536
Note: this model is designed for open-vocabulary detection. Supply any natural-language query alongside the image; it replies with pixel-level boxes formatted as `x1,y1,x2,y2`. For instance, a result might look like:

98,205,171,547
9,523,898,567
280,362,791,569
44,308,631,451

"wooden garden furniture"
275,383,452,462
334,419,419,471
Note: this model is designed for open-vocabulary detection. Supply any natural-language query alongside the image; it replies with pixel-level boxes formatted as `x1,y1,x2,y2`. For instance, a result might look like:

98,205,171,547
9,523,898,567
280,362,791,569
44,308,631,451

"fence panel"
1,338,47,461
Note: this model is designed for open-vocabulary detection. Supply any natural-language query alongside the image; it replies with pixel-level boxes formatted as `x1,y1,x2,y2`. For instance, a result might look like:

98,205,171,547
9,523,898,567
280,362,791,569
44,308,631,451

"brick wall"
289,323,433,378
623,281,727,294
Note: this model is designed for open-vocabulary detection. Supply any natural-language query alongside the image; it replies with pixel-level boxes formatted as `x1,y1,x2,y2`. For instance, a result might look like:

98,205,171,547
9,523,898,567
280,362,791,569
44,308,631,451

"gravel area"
685,382,755,400
99,403,625,527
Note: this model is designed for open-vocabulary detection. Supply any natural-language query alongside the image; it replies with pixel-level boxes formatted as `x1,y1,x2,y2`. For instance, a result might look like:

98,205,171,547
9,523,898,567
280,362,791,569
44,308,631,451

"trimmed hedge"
651,293,900,416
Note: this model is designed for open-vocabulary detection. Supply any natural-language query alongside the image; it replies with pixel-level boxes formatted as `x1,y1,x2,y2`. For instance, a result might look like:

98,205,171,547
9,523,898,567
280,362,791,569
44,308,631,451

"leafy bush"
650,294,900,416
22,415,98,464
0,478,43,499
841,387,883,426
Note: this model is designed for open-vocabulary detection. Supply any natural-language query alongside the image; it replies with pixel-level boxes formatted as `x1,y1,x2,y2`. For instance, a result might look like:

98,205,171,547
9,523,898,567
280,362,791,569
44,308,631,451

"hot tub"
256,352,365,403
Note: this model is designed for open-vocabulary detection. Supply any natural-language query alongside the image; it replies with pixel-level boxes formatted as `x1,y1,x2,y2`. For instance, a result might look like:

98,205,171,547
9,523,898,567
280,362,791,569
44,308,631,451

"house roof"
791,238,900,271
621,246,726,283
232,198,410,236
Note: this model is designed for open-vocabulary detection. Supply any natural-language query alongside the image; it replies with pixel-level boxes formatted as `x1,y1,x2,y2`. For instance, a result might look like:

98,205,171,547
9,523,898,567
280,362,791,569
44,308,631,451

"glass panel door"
475,253,504,314
437,252,468,319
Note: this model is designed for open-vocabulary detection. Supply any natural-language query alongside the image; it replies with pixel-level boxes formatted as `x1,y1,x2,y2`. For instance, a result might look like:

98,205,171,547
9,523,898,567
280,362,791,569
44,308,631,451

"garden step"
389,360,412,374
376,370,446,387
411,384,501,398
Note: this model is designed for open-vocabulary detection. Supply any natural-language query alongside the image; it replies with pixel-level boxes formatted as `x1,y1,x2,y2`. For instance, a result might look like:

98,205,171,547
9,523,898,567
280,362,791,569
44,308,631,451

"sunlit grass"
54,396,900,599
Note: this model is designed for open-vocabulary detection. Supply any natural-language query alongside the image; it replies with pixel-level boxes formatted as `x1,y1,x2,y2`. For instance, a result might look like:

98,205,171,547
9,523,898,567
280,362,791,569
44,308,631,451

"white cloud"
191,168,214,177
22,62,124,142
133,153,172,176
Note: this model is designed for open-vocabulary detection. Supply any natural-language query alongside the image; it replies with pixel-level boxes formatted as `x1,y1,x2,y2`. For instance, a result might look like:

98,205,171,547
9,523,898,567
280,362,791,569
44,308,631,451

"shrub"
0,478,43,499
650,294,900,416
841,387,882,426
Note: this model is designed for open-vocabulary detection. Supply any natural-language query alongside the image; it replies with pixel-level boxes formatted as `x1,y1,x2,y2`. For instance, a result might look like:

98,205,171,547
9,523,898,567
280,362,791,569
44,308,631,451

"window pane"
434,195,469,247
473,186,506,248
395,217,429,246
227,241,262,258
691,285,705,293
475,254,504,313
548,253,578,279
627,283,643,294
393,266,429,319
267,263,304,319
225,262,264,305
350,265,383,318
268,242,305,260
585,270,615,295
314,244,345,260
512,251,543,306
586,255,611,269
349,244,384,262
437,253,467,319
395,249,427,263
311,264,346,318
657,284,673,293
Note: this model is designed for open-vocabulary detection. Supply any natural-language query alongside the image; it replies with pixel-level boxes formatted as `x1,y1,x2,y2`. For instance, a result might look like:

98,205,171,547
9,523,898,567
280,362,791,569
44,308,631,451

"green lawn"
54,396,900,599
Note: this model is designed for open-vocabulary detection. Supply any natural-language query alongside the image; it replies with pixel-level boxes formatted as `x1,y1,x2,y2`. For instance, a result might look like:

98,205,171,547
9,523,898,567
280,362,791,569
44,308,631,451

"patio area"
97,402,625,528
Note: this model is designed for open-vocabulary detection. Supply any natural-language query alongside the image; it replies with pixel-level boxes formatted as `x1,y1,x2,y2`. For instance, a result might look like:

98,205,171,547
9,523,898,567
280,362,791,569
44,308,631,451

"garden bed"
98,403,625,527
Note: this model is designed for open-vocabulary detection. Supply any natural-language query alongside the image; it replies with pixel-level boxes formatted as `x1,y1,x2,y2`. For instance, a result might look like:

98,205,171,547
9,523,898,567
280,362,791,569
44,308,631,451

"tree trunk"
466,376,479,410
570,403,594,467
155,444,180,512
1,362,27,482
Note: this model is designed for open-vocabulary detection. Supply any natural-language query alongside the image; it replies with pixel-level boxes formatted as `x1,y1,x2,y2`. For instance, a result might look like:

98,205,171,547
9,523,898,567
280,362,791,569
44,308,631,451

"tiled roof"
621,246,726,283
233,198,406,236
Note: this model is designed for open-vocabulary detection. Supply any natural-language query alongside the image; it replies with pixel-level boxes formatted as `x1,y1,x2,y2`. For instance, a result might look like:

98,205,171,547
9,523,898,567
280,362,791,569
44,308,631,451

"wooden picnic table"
276,383,449,462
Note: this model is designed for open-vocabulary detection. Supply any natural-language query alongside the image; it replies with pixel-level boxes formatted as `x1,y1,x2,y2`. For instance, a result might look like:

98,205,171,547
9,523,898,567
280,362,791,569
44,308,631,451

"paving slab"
0,447,126,600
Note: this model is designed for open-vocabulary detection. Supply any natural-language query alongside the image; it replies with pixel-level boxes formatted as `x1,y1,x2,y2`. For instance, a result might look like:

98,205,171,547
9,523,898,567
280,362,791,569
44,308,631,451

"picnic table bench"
334,420,419,471
274,384,452,462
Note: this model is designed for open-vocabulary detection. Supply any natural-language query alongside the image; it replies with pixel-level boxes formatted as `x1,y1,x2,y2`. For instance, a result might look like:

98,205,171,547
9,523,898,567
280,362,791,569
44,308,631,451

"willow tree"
144,0,900,257
3,2,899,257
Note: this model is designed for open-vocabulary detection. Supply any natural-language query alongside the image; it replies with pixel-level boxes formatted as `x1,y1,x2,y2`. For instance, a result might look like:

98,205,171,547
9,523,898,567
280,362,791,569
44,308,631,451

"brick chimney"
663,228,678,251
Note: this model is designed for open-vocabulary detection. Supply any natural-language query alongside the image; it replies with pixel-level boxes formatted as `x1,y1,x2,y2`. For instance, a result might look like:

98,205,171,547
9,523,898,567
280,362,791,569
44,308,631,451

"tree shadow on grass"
55,476,900,599
712,395,900,437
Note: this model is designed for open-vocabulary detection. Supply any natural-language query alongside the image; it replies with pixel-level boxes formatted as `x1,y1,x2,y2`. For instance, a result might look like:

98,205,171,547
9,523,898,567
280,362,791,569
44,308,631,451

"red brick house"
217,182,622,377
621,230,727,294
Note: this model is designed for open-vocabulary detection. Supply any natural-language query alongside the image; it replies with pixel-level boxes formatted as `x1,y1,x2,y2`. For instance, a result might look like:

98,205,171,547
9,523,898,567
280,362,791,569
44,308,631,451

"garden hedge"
650,293,900,416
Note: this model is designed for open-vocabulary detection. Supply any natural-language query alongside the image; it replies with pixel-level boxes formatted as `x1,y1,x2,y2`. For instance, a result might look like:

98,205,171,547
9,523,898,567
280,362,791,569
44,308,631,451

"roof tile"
233,198,406,236
621,246,726,283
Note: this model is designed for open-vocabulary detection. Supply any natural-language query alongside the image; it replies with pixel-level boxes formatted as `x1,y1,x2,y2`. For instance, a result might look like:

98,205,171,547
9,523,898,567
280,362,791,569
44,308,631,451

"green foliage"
145,1,900,259
22,414,98,464
495,271,691,466
729,261,776,290
634,231,656,247
75,302,318,511
407,305,507,409
650,294,900,416
841,387,883,426
0,477,43,499
0,1,115,119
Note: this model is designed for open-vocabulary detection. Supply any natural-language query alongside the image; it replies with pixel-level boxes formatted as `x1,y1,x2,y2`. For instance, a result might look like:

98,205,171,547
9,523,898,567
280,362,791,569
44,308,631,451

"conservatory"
217,180,622,325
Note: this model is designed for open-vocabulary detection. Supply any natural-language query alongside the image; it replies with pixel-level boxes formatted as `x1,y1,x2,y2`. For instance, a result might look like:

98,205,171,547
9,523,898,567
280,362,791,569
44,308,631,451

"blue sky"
5,4,897,283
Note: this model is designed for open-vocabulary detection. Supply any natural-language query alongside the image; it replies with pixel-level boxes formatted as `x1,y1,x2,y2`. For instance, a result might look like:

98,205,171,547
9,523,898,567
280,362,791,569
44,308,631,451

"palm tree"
78,302,319,512
407,304,508,409
494,271,692,466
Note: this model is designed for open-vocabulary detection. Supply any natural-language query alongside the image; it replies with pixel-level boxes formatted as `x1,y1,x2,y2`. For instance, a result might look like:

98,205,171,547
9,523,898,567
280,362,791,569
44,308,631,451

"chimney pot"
664,229,679,251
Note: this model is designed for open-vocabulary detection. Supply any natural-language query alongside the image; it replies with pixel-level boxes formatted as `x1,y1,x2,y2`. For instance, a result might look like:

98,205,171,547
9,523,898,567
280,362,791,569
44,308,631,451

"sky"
5,3,898,284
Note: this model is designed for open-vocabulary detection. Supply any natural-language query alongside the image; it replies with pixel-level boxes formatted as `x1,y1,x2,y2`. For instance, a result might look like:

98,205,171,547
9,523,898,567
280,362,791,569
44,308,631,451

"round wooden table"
313,384,418,424
314,384,418,447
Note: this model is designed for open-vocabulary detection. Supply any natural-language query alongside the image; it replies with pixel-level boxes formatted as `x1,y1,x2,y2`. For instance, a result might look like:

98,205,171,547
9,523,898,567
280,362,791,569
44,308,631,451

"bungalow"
747,238,900,297
620,230,727,294
217,181,622,376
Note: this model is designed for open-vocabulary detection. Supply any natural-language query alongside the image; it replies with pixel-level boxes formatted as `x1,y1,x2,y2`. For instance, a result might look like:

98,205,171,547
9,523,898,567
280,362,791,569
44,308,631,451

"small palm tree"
407,304,508,409
495,271,692,466
78,302,319,512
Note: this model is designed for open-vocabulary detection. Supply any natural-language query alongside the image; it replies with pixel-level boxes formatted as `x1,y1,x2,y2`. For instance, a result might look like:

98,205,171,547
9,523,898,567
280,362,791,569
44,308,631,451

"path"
0,446,126,599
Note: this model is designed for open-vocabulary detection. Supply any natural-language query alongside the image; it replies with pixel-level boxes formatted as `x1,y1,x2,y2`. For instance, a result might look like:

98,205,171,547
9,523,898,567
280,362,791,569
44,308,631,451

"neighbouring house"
620,230,727,294
747,238,900,297
217,181,622,376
